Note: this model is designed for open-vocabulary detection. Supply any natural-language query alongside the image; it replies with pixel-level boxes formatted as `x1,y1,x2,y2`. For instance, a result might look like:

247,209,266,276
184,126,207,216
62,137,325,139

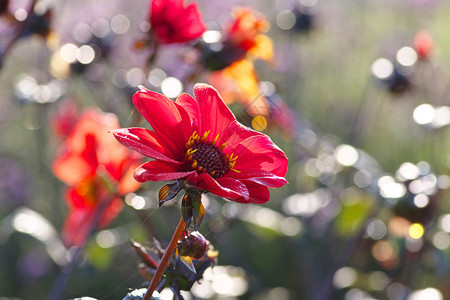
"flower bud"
178,231,207,260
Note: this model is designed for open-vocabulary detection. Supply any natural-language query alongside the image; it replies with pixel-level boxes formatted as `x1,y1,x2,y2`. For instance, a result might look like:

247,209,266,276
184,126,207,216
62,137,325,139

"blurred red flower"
149,0,206,44
50,99,79,138
414,30,434,59
52,108,141,247
111,84,288,204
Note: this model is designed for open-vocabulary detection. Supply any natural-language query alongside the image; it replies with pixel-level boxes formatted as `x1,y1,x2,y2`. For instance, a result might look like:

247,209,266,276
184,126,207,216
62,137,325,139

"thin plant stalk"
143,217,186,300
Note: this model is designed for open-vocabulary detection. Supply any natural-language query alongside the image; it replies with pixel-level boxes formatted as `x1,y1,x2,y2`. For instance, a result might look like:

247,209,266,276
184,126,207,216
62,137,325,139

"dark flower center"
185,131,238,179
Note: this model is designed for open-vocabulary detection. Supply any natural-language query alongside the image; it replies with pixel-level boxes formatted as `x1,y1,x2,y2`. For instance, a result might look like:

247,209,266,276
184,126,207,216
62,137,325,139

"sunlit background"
0,0,449,299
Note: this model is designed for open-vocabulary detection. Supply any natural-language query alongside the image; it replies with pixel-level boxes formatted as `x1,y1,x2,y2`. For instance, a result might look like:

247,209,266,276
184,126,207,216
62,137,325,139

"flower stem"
143,217,186,300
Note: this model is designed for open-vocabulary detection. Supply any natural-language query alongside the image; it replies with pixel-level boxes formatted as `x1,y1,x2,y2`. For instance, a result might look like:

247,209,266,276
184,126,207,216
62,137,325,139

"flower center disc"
186,142,229,178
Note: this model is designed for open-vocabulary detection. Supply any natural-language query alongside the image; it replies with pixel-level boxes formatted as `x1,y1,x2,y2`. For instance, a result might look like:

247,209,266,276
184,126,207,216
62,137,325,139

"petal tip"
193,83,221,97
137,85,149,92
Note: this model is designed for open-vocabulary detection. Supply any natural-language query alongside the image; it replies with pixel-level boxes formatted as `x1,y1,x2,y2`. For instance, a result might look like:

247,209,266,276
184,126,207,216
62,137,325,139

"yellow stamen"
186,131,200,147
192,132,199,141
201,130,210,142
186,148,197,155
220,142,227,150
228,153,239,170
228,153,237,162
191,160,198,169
188,155,193,161
198,166,203,172
213,134,220,145
211,170,216,176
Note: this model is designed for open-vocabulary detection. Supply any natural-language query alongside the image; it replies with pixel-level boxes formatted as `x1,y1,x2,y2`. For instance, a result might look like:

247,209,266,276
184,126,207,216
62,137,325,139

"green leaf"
180,255,196,273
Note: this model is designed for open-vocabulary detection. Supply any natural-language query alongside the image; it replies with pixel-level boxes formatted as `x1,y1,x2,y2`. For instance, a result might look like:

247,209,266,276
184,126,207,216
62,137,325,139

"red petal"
226,168,288,188
242,181,271,204
62,197,123,248
230,134,288,177
163,0,184,19
150,0,178,25
62,208,93,247
218,120,264,149
53,108,142,186
193,84,236,136
134,161,194,182
110,128,182,163
198,174,249,201
52,152,95,186
178,3,206,38
176,93,200,131
66,187,90,209
150,0,204,44
133,89,192,154
150,0,164,18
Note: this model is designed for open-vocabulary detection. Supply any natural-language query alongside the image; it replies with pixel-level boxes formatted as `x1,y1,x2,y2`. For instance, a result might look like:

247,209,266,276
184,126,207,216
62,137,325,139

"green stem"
143,217,186,300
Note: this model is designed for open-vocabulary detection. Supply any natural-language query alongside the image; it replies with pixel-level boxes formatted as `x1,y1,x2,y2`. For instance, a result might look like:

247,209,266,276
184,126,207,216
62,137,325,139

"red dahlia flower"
149,0,206,44
52,108,142,247
111,84,288,204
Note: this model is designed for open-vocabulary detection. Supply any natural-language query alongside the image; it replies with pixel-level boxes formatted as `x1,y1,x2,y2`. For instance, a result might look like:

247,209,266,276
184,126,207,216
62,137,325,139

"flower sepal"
181,189,205,231
158,181,183,207
175,231,208,273
130,239,158,269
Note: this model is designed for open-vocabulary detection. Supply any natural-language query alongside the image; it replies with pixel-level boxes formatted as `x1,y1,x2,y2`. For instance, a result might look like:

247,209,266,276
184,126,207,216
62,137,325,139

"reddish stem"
143,217,186,300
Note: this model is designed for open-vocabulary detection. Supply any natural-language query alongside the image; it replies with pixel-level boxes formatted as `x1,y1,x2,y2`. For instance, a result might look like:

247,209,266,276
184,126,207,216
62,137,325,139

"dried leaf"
181,192,193,224
159,181,182,207
130,240,158,269
179,255,196,273
193,199,205,231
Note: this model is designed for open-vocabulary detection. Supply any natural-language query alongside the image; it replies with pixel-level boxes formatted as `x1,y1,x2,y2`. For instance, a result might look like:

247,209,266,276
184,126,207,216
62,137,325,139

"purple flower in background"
0,158,31,207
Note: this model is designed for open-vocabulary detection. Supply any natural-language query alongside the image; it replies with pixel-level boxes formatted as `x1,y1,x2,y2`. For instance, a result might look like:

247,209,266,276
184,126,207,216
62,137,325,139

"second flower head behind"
111,83,288,204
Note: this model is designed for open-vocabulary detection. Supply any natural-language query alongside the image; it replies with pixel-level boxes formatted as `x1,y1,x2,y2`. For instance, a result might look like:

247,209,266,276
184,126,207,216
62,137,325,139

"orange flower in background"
205,8,274,114
198,7,274,71
209,59,268,116
52,108,141,247
149,0,206,44
209,60,298,138
225,7,274,62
